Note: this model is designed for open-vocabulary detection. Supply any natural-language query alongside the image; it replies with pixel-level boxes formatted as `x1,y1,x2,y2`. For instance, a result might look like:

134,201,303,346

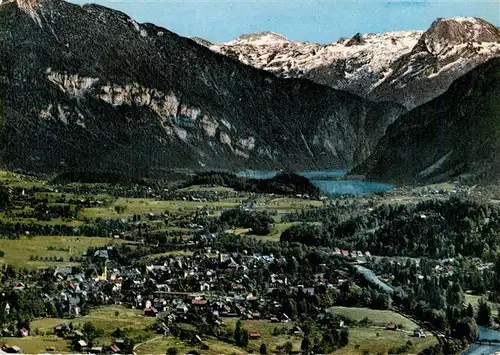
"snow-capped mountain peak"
224,31,290,46
209,17,500,109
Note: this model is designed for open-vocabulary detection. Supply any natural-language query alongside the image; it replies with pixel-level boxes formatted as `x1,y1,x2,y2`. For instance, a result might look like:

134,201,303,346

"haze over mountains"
0,0,499,183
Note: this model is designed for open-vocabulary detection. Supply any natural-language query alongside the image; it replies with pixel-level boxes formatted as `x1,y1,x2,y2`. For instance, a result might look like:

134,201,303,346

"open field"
133,335,191,355
332,327,438,355
75,306,156,344
253,197,324,214
80,198,240,219
135,335,246,355
0,215,84,227
32,305,155,334
177,185,237,193
0,170,46,188
465,293,500,310
0,236,127,268
34,192,114,204
30,307,245,354
465,294,482,306
30,306,157,350
227,222,300,242
247,222,300,242
0,335,69,354
227,222,321,242
329,307,420,330
222,318,300,352
328,307,438,354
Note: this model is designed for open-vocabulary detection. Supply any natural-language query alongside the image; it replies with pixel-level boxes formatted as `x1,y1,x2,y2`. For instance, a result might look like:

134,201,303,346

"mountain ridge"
0,0,404,178
351,57,500,184
210,17,500,109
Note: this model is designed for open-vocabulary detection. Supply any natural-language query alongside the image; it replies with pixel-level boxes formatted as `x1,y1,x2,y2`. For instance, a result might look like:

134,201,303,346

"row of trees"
219,208,274,235
279,197,500,259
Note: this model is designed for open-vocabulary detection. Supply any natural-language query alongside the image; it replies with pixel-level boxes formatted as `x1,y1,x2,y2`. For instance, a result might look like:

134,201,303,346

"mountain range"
0,0,404,178
210,17,500,109
0,0,499,183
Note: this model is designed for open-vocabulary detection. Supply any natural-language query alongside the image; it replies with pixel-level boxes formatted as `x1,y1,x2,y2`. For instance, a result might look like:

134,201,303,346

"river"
463,327,500,355
235,170,394,195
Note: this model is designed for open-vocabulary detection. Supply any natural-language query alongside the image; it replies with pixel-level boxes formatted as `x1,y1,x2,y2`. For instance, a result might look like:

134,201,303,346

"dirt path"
133,335,164,355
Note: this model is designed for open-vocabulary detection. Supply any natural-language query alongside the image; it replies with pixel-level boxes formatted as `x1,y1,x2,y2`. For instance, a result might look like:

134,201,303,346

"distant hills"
352,57,500,184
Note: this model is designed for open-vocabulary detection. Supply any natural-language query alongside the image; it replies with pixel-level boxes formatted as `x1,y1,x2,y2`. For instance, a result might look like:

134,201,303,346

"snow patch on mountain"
209,17,500,108
211,30,423,98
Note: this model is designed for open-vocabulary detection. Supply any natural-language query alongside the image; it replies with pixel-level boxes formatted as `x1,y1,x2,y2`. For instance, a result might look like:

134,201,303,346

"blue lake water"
235,170,394,195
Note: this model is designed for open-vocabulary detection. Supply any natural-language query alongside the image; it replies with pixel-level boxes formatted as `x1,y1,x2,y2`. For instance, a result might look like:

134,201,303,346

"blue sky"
70,0,499,43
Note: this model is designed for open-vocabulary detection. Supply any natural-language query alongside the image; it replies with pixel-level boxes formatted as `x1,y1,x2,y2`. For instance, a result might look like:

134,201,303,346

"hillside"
351,57,500,184
0,0,404,179
210,17,500,109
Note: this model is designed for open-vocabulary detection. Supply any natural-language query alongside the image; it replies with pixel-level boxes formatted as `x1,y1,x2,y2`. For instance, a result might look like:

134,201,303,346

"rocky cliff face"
351,57,500,184
210,17,500,109
0,0,404,178
369,17,500,108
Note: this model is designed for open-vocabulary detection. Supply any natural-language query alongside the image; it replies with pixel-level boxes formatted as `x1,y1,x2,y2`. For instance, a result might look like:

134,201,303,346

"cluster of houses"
0,241,416,354
333,248,371,260
385,323,426,338
52,324,129,354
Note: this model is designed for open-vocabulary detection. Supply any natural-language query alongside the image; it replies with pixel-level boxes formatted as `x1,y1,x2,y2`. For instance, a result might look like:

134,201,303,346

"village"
1,233,480,355
0,171,497,354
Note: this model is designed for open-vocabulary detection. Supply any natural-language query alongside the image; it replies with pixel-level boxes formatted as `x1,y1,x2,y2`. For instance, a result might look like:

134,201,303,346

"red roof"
191,299,207,305
341,250,349,255
249,332,261,338
110,345,119,352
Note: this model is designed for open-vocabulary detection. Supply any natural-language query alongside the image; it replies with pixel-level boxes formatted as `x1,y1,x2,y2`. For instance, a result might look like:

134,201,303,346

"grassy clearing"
464,294,499,310
135,335,246,355
0,236,127,268
156,250,194,257
31,306,156,350
32,306,154,334
329,307,419,330
134,335,190,355
253,197,324,214
0,170,46,188
332,328,438,355
222,318,300,352
80,198,239,219
245,222,300,242
465,294,482,306
203,338,247,355
0,215,84,227
0,335,69,354
77,306,156,344
34,192,114,204
177,185,236,193
227,222,321,243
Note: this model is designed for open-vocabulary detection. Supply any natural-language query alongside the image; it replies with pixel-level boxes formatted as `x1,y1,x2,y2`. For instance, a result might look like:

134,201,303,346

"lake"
235,170,394,195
